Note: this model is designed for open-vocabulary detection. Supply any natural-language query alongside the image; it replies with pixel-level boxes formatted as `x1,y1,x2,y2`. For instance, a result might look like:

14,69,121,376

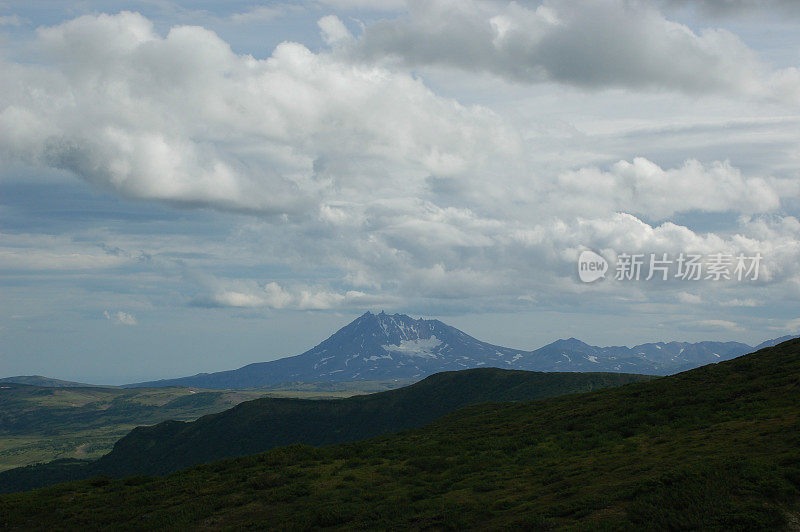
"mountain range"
127,311,797,389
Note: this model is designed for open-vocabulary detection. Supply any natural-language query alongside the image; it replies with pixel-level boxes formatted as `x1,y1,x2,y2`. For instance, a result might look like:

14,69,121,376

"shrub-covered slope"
0,369,648,493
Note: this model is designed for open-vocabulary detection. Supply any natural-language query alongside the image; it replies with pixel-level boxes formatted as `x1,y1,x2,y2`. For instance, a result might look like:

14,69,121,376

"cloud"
229,6,285,24
313,0,407,10
1,10,798,321
0,12,515,217
0,15,24,26
658,0,800,16
104,310,138,325
697,319,740,330
721,298,761,307
349,0,799,99
191,279,382,310
0,233,133,270
554,157,793,220
318,15,353,45
677,292,702,304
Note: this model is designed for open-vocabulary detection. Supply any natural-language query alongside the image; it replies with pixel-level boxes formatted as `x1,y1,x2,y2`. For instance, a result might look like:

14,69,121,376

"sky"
1,0,799,384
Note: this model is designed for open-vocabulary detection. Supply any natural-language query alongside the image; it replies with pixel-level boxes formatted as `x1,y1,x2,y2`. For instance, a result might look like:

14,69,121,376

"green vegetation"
2,340,799,529
0,383,375,474
0,369,648,493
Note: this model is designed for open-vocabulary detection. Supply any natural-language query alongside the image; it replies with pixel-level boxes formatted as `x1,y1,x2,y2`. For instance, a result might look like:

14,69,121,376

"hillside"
0,376,96,388
0,382,383,475
0,369,650,493
0,384,271,473
2,339,798,530
129,311,792,389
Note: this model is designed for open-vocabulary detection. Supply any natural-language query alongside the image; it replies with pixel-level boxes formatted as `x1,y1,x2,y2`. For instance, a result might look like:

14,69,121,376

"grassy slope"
0,370,649,493
0,384,371,473
2,340,799,529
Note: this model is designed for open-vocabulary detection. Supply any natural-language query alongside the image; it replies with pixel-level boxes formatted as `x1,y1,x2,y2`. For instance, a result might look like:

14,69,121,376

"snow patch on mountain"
383,337,442,358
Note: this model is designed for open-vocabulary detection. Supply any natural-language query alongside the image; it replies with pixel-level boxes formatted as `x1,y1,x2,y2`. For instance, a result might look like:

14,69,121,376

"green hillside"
2,340,799,529
0,383,372,475
0,369,649,493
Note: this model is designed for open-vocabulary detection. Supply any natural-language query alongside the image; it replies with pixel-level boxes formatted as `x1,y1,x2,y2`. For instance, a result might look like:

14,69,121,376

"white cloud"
194,279,380,310
722,298,761,307
1,10,798,321
0,233,133,270
555,157,793,219
697,319,740,330
229,6,285,24
677,292,702,304
318,15,352,45
104,310,138,325
0,15,24,26
314,0,407,10
0,12,515,216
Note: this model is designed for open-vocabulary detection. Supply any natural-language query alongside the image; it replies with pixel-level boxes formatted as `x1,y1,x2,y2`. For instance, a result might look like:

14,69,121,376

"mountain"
0,376,96,388
531,337,755,374
0,368,650,493
3,339,799,529
128,312,792,388
754,334,800,350
129,312,532,388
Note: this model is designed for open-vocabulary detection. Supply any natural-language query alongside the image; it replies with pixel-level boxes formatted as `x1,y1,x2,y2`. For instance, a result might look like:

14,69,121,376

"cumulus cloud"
0,11,516,216
554,158,794,220
191,279,382,310
350,0,799,99
1,10,798,320
104,310,138,325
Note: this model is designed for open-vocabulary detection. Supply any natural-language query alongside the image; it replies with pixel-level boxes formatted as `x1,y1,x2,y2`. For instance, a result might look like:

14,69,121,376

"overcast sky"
1,0,799,384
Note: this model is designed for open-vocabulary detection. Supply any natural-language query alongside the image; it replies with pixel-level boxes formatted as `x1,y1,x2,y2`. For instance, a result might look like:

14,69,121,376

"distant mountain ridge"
0,376,97,388
127,312,798,389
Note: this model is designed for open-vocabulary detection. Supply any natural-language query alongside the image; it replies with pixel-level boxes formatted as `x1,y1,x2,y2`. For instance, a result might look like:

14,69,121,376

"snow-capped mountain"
528,338,753,374
128,312,797,389
130,312,531,388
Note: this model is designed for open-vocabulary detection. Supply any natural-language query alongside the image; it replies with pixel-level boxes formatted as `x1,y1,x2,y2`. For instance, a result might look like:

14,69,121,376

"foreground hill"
129,311,793,388
0,369,649,493
2,339,799,529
